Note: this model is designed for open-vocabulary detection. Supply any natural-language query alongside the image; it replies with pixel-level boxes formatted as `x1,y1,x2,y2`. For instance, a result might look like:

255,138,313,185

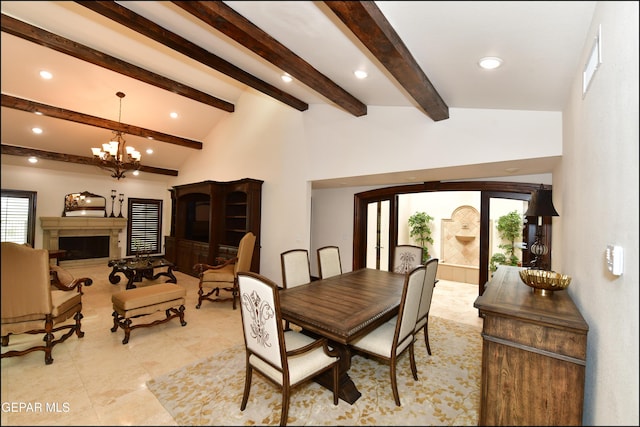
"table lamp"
524,184,559,270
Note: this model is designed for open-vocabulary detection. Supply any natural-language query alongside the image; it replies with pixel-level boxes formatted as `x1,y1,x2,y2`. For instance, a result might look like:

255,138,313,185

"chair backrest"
233,232,257,276
237,272,286,370
417,258,439,323
1,242,52,320
317,246,342,279
395,264,427,347
392,245,424,274
281,249,311,288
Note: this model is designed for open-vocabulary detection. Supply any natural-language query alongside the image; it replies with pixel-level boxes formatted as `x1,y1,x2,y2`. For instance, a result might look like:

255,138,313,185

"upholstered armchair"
193,232,256,310
1,242,92,365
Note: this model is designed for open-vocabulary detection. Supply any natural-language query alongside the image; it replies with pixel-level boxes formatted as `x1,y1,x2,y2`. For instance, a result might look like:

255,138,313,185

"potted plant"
408,211,434,262
489,210,523,272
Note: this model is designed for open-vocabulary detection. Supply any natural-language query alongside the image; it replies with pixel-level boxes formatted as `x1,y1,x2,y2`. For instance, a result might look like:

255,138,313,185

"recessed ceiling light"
479,57,503,70
281,73,292,83
39,70,53,79
170,112,178,119
146,148,153,154
28,156,38,164
353,70,368,79
132,170,140,176
31,127,43,134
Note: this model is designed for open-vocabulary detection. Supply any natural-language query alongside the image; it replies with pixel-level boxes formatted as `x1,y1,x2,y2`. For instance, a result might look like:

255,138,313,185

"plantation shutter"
1,190,36,245
127,198,162,255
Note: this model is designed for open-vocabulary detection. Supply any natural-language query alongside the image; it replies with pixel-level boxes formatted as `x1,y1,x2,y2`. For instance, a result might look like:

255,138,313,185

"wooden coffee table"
108,256,177,290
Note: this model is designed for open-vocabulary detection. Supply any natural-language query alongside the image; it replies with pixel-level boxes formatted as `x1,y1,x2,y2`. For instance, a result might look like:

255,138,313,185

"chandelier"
91,91,141,179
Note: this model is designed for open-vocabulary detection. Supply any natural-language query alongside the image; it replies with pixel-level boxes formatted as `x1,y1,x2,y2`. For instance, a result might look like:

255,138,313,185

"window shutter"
128,199,162,255
1,190,36,245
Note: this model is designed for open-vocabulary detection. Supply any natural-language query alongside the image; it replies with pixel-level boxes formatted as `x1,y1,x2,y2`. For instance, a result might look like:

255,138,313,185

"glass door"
366,200,390,270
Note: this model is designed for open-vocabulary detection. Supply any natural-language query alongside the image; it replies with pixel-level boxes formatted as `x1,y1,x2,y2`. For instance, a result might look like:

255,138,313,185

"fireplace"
59,236,110,261
40,217,128,266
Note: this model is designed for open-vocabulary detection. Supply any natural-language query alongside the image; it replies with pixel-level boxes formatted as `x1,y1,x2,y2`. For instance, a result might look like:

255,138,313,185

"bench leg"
111,304,187,344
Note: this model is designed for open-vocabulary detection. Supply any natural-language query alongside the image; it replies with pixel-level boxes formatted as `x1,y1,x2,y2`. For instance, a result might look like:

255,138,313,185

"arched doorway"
353,180,553,295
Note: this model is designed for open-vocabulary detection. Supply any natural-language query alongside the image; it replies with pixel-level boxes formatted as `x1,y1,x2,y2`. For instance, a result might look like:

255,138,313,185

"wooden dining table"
279,268,405,404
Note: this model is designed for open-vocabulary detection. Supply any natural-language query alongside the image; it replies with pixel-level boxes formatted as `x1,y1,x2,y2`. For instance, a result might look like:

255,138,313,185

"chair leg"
390,356,401,406
74,311,85,338
280,384,290,426
43,317,54,365
424,316,431,355
409,342,418,381
240,364,253,411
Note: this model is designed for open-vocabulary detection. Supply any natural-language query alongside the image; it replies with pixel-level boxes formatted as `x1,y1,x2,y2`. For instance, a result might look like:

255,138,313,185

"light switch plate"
606,244,623,276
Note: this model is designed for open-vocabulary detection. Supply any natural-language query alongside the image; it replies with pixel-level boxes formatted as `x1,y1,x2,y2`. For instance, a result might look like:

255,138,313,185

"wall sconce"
524,184,559,270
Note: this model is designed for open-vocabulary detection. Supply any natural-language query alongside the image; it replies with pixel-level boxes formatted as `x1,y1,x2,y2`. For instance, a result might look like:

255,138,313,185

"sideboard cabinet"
164,179,262,277
473,266,588,426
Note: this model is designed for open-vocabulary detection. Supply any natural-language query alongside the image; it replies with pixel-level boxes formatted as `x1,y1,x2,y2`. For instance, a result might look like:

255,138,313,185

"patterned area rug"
147,316,481,426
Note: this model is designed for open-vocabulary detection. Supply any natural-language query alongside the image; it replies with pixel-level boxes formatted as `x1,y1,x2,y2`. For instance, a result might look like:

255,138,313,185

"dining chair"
415,258,439,355
317,245,342,279
194,232,256,310
350,264,427,406
237,271,339,426
392,244,424,274
280,249,312,330
280,249,311,288
1,242,92,365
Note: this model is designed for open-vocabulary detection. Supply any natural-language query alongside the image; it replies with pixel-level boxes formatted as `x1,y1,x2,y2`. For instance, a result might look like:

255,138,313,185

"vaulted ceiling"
1,1,596,182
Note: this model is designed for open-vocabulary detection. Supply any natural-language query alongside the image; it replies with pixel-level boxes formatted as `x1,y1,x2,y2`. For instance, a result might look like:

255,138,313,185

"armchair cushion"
201,264,235,282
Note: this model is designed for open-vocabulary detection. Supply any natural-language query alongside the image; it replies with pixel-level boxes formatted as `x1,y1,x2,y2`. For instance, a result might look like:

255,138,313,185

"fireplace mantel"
40,217,127,265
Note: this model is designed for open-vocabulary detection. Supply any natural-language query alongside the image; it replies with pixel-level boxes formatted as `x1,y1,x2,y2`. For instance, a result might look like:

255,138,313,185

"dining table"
278,267,405,404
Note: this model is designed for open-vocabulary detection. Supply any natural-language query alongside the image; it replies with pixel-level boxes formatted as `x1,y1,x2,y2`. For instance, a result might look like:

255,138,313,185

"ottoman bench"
111,283,187,344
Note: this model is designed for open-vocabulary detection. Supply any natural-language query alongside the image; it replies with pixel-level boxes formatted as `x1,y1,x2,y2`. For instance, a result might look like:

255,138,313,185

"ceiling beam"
0,13,234,113
323,1,449,122
1,144,179,177
76,1,308,112
2,94,203,150
172,1,368,117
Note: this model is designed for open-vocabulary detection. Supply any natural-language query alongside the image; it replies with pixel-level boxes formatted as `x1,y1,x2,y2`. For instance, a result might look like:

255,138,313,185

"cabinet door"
164,236,176,263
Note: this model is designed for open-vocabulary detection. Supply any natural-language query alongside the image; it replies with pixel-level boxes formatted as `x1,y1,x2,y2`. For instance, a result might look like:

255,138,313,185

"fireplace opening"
59,236,110,261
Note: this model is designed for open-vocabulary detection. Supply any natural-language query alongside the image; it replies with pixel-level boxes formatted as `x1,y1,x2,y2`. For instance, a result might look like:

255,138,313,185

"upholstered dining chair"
392,244,424,274
415,258,439,355
280,249,312,288
350,264,426,406
317,245,342,279
237,271,339,426
1,242,92,365
194,232,256,310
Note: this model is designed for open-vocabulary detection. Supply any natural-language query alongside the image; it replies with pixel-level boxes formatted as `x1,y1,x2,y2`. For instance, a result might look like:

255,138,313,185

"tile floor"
1,264,483,426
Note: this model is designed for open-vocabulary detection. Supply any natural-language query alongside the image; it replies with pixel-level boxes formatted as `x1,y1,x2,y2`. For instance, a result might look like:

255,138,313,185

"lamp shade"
525,185,559,217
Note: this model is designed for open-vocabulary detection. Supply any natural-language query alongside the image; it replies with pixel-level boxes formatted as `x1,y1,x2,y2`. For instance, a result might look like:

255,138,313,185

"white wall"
0,163,173,258
560,2,639,424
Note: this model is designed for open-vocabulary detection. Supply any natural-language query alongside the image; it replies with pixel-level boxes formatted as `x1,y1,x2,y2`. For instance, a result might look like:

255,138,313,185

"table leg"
109,267,122,284
124,270,137,290
152,266,177,283
312,342,362,404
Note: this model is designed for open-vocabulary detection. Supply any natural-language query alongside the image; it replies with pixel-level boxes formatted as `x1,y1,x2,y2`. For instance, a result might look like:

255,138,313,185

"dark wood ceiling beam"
1,144,179,177
2,94,203,150
323,1,449,122
76,1,308,112
0,13,234,113
172,1,367,117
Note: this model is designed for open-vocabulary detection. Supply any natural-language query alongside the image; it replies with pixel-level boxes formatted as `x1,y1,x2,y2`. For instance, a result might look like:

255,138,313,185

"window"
126,198,162,256
1,189,36,246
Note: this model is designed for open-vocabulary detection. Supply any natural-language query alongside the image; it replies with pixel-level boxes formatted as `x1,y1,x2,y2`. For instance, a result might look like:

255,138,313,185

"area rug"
147,316,481,426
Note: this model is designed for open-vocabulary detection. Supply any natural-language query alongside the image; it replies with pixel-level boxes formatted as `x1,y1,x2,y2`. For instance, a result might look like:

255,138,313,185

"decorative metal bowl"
519,269,572,296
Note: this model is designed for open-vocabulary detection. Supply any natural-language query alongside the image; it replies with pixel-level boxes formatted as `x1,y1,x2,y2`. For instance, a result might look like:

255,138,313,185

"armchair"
193,232,256,310
1,242,92,365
